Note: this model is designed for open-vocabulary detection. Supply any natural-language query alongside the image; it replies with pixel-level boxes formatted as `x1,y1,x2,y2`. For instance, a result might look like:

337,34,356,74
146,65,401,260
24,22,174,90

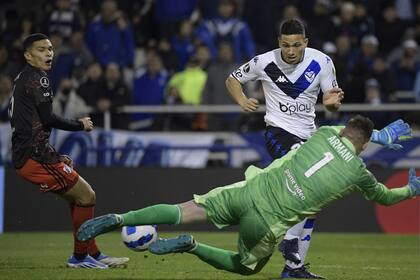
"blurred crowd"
0,0,419,131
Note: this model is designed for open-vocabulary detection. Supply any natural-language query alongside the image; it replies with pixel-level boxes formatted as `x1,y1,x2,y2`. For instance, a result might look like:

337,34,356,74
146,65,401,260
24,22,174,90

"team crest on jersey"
40,77,49,88
253,56,259,64
304,70,315,83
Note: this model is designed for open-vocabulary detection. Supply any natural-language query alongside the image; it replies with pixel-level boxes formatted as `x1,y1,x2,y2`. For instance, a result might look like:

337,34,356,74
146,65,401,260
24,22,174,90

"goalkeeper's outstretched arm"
359,168,420,206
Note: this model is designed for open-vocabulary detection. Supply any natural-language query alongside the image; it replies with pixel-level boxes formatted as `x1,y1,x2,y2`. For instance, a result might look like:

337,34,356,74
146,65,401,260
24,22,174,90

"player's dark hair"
343,115,374,144
23,33,49,51
279,18,306,37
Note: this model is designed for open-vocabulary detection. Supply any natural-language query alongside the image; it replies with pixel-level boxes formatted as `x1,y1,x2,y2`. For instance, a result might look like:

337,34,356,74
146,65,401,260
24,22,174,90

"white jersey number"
304,152,334,178
8,96,14,119
8,85,15,119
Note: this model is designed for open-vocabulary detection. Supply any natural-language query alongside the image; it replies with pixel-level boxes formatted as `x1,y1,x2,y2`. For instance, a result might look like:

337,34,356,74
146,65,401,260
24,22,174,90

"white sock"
284,219,306,240
297,218,316,267
284,218,307,269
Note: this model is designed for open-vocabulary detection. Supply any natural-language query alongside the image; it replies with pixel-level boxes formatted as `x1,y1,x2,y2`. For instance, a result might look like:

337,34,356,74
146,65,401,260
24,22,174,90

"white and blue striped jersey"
231,48,338,139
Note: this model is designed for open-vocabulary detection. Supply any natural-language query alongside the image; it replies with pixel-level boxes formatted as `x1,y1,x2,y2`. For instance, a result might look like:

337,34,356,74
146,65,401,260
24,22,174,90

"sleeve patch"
40,77,49,88
233,68,243,78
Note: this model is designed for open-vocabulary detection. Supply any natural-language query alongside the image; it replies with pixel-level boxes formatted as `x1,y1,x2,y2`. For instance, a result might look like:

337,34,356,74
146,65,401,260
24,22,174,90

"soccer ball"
121,225,158,252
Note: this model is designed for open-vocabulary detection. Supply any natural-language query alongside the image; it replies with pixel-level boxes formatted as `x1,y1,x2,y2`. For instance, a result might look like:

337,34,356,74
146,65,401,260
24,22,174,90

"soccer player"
76,115,418,277
8,33,129,268
224,18,343,278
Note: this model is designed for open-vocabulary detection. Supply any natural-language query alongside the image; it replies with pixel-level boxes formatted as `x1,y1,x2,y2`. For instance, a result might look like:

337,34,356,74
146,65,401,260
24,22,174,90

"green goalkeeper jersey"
244,126,414,236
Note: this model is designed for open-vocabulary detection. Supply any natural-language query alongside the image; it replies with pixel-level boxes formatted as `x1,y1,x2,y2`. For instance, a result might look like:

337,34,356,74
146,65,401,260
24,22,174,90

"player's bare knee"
179,200,207,224
75,189,95,206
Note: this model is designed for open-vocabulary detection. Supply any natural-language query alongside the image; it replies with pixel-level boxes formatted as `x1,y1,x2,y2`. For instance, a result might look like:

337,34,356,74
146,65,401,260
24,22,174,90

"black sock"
90,251,101,259
74,253,87,261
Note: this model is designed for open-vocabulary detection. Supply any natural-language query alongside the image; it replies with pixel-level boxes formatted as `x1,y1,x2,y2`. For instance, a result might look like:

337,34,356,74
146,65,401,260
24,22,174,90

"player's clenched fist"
239,97,259,112
79,117,93,131
323,87,344,112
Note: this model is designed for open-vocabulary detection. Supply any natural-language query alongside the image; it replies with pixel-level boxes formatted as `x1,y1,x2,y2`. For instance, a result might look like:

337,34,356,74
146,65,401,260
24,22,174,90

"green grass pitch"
0,232,419,280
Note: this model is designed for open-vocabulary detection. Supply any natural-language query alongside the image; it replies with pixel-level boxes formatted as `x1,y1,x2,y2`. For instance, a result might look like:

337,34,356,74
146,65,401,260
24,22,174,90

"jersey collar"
340,136,357,154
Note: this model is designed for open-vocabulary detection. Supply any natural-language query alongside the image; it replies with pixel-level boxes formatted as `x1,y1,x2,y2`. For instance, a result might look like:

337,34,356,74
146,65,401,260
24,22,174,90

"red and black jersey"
9,64,84,168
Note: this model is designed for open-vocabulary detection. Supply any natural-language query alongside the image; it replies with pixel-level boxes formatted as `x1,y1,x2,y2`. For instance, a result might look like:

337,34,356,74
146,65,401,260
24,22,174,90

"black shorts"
264,126,306,160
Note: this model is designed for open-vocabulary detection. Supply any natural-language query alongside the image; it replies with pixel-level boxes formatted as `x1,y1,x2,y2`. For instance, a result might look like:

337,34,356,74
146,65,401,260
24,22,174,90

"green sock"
189,242,255,275
121,204,181,226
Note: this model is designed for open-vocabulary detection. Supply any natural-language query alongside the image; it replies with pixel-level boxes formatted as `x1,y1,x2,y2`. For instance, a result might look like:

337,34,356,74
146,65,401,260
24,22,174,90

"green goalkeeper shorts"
194,180,277,269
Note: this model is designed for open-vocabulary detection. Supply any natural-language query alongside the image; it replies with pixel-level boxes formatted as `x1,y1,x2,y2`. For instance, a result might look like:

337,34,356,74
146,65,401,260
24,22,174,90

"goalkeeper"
77,115,418,276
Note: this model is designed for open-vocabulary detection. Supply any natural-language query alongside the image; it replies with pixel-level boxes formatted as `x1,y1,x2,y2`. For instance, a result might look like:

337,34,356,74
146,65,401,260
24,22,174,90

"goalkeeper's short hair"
343,115,374,145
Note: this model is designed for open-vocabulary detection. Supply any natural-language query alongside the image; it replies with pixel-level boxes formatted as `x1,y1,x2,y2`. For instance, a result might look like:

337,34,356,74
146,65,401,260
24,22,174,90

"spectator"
353,1,375,43
389,39,420,94
132,50,169,130
376,3,406,55
155,0,199,39
156,38,179,74
242,0,285,51
334,35,354,94
281,4,302,22
202,42,239,130
195,44,212,70
171,20,197,70
306,0,336,50
85,0,135,68
364,78,382,105
68,30,95,82
196,0,256,63
45,0,82,42
334,2,359,47
0,75,12,122
77,62,104,120
166,57,207,106
165,57,207,130
95,63,131,130
9,15,36,49
348,34,379,103
0,44,20,79
369,56,396,102
49,31,66,57
395,0,416,25
48,32,68,91
363,78,388,128
49,30,94,91
52,78,89,119
202,42,237,104
129,0,158,47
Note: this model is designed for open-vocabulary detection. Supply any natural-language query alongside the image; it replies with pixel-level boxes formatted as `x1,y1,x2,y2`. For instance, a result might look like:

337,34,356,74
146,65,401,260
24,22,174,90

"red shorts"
17,158,79,193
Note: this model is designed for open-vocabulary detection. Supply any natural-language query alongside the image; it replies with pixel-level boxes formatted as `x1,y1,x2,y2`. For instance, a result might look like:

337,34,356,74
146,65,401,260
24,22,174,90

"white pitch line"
317,264,420,272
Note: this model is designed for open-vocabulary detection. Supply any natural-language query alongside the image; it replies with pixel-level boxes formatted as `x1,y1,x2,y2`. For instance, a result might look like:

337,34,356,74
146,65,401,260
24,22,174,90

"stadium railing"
97,103,420,130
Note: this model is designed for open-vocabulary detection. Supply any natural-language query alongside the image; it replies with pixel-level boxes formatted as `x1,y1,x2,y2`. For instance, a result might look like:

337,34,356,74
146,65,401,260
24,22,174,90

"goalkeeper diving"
77,115,418,276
